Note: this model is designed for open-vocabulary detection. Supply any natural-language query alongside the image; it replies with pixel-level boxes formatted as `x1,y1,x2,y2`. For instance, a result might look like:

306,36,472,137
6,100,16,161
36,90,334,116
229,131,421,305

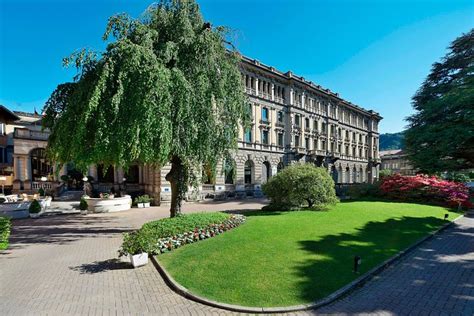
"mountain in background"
379,131,405,151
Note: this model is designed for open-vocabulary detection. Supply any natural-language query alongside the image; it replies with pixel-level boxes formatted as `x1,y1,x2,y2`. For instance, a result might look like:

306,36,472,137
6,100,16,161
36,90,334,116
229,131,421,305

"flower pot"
137,203,145,208
144,202,151,208
29,212,40,219
129,252,148,268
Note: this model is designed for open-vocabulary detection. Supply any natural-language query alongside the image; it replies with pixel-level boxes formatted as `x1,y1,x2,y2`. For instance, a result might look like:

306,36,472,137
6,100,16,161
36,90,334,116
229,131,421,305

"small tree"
29,200,42,214
79,198,88,211
43,0,248,217
262,164,338,210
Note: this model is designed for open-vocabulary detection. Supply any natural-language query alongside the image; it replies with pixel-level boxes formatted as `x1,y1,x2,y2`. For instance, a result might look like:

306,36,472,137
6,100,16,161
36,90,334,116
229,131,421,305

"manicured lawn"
158,201,458,307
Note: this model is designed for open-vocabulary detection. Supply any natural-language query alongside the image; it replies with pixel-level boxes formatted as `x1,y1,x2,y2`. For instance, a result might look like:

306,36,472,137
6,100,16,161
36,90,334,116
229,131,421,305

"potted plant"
119,231,149,268
29,199,42,219
79,197,88,215
135,195,151,208
38,187,45,197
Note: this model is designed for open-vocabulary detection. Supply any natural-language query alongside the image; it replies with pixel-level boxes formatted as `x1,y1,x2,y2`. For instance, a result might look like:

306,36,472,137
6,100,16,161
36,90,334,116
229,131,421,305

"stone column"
271,83,275,101
254,78,259,96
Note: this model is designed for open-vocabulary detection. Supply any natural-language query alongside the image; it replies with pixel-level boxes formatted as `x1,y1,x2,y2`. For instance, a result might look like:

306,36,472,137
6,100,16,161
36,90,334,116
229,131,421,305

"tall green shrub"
262,164,338,210
0,217,11,250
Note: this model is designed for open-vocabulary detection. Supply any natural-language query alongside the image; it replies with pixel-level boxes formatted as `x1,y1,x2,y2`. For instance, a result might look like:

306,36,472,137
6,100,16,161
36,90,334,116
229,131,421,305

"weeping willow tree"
43,0,248,217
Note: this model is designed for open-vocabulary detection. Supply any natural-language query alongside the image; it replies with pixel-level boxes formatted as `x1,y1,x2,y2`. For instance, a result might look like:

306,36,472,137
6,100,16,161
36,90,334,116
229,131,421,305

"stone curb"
151,214,464,314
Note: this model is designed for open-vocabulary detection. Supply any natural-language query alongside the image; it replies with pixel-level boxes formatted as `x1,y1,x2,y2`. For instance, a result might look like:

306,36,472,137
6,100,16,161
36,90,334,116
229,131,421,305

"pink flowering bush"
380,174,472,209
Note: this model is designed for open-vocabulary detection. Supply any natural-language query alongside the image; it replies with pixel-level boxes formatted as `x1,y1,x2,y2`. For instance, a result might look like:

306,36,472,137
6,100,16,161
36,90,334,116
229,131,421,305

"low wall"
85,195,132,213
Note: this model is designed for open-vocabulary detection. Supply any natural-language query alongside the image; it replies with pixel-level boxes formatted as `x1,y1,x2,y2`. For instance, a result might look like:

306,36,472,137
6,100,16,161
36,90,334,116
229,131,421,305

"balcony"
260,92,271,100
14,128,49,141
304,128,311,133
292,125,302,132
293,147,306,155
245,87,256,95
275,121,285,128
275,97,284,104
259,119,270,125
309,149,326,157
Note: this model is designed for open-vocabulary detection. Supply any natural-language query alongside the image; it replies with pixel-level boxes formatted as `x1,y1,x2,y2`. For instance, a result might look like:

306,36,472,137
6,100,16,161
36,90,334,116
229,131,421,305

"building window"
277,133,284,147
244,127,252,143
244,160,253,184
305,137,310,149
294,115,300,127
261,107,269,122
277,111,284,122
295,135,300,147
321,122,326,133
262,130,269,145
305,118,310,129
314,120,318,130
338,144,341,153
313,139,318,150
321,140,326,150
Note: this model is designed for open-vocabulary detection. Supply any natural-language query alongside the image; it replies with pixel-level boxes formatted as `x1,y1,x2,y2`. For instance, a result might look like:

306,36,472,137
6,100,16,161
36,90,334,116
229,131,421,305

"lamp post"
40,176,47,196
82,176,88,197
0,176,6,195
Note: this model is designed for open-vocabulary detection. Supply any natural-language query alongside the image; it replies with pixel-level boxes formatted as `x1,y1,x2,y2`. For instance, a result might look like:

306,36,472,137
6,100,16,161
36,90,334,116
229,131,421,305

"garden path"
0,201,472,315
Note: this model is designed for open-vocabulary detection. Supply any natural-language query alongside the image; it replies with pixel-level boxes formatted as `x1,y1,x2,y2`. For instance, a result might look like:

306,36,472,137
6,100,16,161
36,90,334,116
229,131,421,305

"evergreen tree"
405,29,474,173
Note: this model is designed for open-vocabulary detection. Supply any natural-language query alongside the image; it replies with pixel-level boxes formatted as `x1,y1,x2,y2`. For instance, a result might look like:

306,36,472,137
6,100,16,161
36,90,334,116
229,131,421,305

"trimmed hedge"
119,212,245,256
0,216,11,250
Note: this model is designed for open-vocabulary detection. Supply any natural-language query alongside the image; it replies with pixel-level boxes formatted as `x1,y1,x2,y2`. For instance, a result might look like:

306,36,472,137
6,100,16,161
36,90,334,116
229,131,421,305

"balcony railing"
14,128,49,141
275,97,285,104
259,119,270,125
309,149,326,156
275,122,285,128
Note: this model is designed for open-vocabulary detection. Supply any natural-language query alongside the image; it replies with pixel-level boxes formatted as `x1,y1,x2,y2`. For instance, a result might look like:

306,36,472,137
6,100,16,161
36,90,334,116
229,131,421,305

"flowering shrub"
380,174,471,209
119,213,246,256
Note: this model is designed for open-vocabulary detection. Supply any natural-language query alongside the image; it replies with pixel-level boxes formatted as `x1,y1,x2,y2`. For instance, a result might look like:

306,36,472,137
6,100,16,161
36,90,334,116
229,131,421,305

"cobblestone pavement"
1,201,473,316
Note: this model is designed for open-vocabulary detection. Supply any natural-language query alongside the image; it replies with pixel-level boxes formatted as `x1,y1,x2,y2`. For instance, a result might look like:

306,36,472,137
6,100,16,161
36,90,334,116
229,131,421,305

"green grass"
158,201,458,307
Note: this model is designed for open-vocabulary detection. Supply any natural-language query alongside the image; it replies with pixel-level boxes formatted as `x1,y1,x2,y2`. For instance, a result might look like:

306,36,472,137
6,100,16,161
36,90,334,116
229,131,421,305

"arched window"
224,158,235,184
277,162,284,173
261,161,271,184
125,165,139,184
345,166,350,183
202,164,214,184
30,148,52,181
97,164,115,183
244,160,253,184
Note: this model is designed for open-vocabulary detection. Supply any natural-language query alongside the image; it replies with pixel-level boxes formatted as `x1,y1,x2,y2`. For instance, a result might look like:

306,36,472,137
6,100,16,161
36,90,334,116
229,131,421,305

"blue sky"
0,0,472,133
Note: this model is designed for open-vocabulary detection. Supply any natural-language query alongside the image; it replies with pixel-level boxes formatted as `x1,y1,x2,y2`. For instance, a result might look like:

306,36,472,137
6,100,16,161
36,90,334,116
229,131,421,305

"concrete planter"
137,202,151,208
29,212,40,219
85,195,132,213
130,252,148,268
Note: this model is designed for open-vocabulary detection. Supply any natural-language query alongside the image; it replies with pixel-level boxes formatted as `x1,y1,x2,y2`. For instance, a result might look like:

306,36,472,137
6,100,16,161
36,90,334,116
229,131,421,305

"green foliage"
141,212,229,238
134,194,151,205
347,183,381,199
379,132,405,151
79,198,88,211
444,171,470,183
29,199,42,213
119,212,231,256
43,0,248,173
60,175,70,182
0,216,11,250
262,164,338,210
379,169,393,178
405,29,474,173
119,231,153,256
38,188,45,196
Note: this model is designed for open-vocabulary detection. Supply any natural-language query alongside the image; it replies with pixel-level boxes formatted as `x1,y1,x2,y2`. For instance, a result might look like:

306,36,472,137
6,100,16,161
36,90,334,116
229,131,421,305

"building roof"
240,55,382,120
380,149,404,157
0,105,20,122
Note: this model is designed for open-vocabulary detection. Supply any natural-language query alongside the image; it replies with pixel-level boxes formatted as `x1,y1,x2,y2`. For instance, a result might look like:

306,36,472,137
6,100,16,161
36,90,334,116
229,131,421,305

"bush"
38,188,45,197
119,212,245,256
134,194,151,205
79,198,88,211
29,199,42,213
0,217,11,250
347,182,381,199
262,164,338,210
119,231,153,256
380,174,471,209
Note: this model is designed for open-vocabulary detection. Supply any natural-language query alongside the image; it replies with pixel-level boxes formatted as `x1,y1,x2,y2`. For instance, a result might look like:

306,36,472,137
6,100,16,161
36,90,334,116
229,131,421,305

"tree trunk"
165,156,188,217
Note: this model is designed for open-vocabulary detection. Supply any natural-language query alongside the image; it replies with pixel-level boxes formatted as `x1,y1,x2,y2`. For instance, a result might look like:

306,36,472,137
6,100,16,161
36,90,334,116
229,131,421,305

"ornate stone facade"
4,55,382,203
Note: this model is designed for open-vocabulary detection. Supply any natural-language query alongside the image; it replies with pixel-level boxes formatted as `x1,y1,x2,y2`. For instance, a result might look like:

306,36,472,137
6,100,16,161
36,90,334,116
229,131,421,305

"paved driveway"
1,201,473,316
